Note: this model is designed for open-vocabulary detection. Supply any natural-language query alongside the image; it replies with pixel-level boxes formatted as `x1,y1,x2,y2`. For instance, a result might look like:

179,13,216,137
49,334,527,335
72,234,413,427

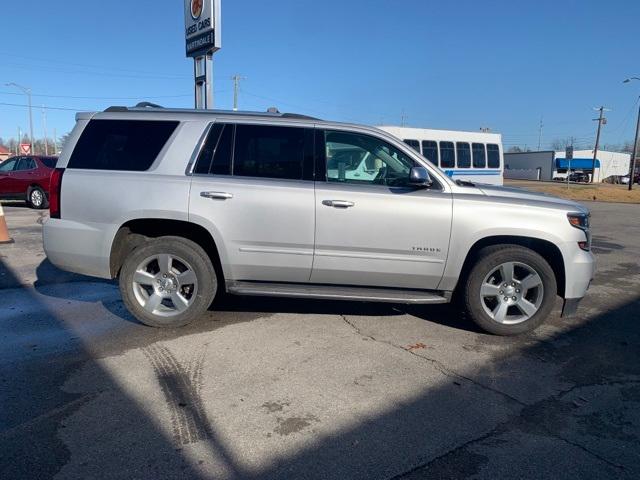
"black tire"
119,236,217,328
463,245,557,336
28,186,48,209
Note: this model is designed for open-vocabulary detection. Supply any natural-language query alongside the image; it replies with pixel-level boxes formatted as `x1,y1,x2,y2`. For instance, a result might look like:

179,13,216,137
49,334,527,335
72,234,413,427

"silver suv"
43,105,595,335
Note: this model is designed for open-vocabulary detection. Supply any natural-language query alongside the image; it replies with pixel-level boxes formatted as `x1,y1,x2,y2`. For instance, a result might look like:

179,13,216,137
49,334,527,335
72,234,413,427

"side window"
0,158,17,172
15,158,35,171
403,139,420,152
456,142,471,168
68,120,178,171
194,123,233,175
439,141,455,169
325,130,415,187
41,157,58,168
421,141,439,166
472,143,486,168
233,124,306,180
487,144,501,168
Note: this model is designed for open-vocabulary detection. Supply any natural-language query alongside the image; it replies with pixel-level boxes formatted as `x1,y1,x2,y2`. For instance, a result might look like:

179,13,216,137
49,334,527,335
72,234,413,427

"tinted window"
472,143,486,168
421,141,439,166
15,158,36,171
68,120,178,171
456,142,471,168
439,141,455,168
233,125,305,180
41,157,58,168
487,144,501,168
194,123,233,175
0,159,17,172
403,139,420,152
325,130,415,187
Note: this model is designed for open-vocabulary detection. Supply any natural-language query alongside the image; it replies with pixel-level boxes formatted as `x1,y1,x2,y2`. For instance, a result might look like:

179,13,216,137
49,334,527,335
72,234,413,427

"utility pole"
42,105,48,155
590,106,609,183
231,74,246,111
537,116,544,150
6,83,34,154
400,109,407,127
53,128,58,155
16,127,21,155
628,98,640,191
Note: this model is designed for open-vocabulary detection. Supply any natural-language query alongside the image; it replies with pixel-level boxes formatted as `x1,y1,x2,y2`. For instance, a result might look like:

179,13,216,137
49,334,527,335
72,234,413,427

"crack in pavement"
340,314,526,406
340,314,630,477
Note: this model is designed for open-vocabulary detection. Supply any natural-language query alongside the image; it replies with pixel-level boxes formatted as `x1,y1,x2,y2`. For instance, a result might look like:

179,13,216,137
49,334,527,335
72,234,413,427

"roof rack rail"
135,101,164,109
102,104,320,120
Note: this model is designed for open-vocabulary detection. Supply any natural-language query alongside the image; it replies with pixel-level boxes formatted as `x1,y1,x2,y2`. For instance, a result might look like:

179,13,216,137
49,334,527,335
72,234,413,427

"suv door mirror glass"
409,166,433,187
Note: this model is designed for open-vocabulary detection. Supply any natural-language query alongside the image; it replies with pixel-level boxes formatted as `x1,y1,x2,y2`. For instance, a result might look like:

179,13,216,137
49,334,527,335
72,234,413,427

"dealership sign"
185,0,221,57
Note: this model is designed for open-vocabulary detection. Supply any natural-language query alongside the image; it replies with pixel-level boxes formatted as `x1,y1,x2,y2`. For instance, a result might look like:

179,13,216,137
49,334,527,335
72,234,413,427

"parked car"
0,155,59,208
43,105,595,336
567,172,590,183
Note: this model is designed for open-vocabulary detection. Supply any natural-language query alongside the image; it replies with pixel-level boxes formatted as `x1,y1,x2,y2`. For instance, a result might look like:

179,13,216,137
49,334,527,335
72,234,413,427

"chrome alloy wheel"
30,189,43,207
480,261,544,325
131,254,198,317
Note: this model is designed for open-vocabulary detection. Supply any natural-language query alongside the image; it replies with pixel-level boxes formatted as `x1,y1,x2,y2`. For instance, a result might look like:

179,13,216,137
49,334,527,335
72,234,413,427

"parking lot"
1,201,639,479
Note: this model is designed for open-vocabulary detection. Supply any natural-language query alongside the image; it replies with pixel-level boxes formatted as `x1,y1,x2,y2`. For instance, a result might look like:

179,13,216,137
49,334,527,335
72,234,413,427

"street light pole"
6,83,34,154
624,78,640,191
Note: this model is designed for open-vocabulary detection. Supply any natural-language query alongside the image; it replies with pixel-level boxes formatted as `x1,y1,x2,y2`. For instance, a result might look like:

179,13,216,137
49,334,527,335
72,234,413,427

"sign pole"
185,0,221,110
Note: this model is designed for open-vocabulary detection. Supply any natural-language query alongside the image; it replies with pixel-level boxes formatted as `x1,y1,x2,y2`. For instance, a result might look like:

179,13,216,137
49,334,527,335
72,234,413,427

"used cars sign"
185,0,221,57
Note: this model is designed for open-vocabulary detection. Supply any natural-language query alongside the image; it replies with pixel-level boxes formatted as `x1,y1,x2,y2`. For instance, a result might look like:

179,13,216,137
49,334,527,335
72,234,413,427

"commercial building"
504,149,630,182
0,145,11,162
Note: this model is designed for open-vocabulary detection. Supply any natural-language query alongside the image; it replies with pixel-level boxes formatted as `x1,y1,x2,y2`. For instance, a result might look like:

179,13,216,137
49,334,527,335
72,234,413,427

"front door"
311,129,453,290
0,158,19,195
189,122,316,283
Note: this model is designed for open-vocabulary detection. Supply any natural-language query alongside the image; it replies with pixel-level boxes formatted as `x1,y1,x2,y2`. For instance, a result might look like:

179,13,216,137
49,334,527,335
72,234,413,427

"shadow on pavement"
4,253,640,478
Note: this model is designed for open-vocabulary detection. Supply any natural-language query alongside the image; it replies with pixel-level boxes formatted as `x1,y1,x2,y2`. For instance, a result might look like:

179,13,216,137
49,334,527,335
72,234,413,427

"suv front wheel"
463,245,557,335
119,236,217,327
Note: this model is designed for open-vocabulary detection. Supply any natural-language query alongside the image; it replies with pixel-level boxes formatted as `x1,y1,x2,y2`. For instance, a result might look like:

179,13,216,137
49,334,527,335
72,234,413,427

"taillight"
49,168,65,219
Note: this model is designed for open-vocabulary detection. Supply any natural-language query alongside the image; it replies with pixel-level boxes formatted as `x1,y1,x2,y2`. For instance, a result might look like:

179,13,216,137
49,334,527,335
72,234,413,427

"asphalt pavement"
1,201,639,479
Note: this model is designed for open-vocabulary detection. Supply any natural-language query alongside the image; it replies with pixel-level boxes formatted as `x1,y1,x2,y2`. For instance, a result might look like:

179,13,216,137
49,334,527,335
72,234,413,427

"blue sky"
0,0,638,150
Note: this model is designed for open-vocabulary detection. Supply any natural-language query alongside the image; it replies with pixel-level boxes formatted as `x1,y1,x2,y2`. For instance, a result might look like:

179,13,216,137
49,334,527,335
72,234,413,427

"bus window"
487,144,500,168
440,141,455,168
421,141,438,166
472,143,486,168
456,142,471,168
403,139,420,152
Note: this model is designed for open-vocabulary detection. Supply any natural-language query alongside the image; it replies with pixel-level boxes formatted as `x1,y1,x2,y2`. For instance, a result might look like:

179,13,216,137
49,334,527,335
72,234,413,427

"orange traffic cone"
0,203,14,244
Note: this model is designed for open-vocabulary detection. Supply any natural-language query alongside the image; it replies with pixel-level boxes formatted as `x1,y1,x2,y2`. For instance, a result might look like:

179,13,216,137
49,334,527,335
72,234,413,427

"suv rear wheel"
463,245,557,335
119,236,217,327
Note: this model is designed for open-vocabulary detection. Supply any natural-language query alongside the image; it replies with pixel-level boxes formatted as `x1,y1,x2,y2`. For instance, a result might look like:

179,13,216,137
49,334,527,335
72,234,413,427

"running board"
226,282,449,305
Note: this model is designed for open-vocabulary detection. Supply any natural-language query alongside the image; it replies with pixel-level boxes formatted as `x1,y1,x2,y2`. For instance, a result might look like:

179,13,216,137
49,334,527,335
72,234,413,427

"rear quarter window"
41,157,58,168
68,120,178,171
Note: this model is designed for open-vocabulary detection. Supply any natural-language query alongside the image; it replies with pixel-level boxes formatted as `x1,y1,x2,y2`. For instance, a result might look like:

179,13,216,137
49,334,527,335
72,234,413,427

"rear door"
12,157,37,194
189,121,316,283
311,129,453,290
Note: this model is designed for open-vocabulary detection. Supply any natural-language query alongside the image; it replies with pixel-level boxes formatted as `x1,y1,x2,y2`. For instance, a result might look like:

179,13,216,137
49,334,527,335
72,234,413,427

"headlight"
567,213,589,230
567,213,590,251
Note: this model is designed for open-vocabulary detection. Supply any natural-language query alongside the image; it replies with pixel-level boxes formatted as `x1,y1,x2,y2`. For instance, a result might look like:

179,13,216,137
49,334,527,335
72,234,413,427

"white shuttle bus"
378,126,504,185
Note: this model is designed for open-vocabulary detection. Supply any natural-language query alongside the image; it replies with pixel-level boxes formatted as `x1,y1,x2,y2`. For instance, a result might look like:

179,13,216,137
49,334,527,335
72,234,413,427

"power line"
0,90,193,100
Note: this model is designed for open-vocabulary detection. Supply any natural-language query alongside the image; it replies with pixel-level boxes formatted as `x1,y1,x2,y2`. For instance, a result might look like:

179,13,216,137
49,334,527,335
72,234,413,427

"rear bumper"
42,218,113,279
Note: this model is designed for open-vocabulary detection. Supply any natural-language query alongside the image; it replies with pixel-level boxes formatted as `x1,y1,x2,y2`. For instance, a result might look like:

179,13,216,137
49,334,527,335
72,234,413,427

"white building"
553,150,630,182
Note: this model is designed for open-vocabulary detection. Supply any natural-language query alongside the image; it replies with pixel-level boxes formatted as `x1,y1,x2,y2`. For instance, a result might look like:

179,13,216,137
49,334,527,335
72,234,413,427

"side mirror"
408,166,433,187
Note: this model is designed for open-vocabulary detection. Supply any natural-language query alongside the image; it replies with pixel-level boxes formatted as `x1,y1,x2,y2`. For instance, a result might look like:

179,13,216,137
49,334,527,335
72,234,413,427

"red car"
0,155,59,209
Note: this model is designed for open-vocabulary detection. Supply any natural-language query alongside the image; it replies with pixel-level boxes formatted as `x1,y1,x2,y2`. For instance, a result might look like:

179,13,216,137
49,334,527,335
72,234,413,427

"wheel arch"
110,218,225,285
455,235,565,298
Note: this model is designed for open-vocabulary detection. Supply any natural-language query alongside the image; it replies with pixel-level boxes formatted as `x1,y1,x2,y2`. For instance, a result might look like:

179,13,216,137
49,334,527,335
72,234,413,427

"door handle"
322,200,355,208
201,191,233,200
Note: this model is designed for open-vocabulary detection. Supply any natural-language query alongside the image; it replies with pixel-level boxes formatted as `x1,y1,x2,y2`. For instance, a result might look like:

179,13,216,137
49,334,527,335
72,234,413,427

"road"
1,202,639,479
